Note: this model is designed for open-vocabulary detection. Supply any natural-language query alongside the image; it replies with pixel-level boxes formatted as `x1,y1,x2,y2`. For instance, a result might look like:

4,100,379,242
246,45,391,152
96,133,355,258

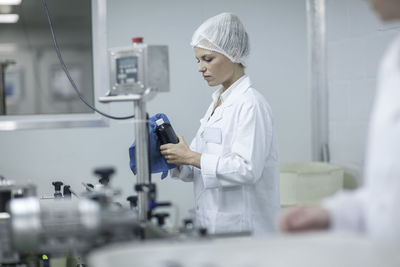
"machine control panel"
108,44,169,96
116,56,138,85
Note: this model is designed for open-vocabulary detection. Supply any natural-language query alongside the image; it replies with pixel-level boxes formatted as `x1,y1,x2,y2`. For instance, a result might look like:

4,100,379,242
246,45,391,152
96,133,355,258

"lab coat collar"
221,75,251,107
211,75,243,103
211,75,251,108
205,76,251,126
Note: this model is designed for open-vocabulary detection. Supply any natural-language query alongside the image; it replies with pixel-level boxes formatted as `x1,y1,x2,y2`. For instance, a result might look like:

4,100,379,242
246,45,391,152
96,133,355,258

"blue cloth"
129,113,177,179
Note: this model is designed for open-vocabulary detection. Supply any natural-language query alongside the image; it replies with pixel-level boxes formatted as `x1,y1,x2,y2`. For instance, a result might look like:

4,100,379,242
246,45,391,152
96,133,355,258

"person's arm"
278,188,368,233
322,189,367,232
279,205,331,233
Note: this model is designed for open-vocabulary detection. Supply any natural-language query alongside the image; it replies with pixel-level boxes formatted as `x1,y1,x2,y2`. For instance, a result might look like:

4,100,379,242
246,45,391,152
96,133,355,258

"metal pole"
0,61,15,116
306,0,330,162
0,63,7,115
133,100,150,222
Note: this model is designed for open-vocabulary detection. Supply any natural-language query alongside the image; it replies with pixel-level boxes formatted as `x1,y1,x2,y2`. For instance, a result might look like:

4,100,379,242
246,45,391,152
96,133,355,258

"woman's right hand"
160,136,201,168
278,205,331,233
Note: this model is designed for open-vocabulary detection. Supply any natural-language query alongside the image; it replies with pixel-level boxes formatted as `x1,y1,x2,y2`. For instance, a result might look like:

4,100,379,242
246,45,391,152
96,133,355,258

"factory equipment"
99,37,169,224
0,169,178,267
0,177,37,264
0,177,18,264
0,1,247,266
107,37,169,96
41,0,171,231
10,197,141,256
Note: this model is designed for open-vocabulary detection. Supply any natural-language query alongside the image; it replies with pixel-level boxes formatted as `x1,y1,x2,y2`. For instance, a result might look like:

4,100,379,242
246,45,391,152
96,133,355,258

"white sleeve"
201,101,274,188
170,165,194,182
322,188,368,233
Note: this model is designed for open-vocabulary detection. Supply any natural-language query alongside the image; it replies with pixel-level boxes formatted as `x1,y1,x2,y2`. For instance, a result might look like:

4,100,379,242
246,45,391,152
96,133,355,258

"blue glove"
129,113,177,179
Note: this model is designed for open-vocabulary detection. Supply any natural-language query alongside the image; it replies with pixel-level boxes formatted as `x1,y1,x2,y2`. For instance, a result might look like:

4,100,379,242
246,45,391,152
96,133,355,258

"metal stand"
99,89,154,222
306,0,330,162
133,99,150,222
0,61,15,115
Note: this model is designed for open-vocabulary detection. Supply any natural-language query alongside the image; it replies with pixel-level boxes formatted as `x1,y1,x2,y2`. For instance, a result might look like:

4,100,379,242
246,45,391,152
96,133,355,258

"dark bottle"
156,118,179,145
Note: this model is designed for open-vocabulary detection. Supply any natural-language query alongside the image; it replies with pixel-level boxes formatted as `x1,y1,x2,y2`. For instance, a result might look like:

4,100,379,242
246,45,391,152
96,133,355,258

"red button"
132,37,143,43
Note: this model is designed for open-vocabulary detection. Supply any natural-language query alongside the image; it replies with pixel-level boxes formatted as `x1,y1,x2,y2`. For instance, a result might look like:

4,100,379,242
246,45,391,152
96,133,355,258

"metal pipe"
0,63,7,115
0,61,15,116
306,0,330,162
133,100,150,222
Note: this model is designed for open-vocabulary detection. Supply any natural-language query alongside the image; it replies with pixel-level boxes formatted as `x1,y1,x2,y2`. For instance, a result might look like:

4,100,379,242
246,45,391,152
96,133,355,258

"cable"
41,0,135,120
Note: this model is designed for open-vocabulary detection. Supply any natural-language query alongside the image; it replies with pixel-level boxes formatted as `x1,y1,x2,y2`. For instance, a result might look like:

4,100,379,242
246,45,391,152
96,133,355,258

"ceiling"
8,0,91,27
0,0,92,48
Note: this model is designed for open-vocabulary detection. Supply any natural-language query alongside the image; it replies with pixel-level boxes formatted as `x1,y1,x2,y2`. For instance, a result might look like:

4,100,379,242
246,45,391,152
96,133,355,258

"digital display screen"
116,56,138,85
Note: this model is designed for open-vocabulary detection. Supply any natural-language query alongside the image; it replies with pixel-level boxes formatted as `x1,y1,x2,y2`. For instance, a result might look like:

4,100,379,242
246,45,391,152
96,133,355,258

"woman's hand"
160,136,201,168
278,205,331,233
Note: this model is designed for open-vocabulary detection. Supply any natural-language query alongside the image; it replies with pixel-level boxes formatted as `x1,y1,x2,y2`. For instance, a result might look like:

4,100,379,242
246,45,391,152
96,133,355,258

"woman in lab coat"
279,0,400,242
160,13,280,235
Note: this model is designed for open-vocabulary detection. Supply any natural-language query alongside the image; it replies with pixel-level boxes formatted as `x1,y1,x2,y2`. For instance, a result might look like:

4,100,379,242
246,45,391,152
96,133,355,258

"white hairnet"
191,12,249,66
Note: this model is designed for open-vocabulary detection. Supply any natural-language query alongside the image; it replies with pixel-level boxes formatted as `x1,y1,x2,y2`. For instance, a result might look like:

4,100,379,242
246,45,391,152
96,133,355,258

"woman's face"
194,47,236,88
371,0,400,21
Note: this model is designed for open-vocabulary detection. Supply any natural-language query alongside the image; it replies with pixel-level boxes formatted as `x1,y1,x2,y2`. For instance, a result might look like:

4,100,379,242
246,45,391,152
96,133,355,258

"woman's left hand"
160,136,201,168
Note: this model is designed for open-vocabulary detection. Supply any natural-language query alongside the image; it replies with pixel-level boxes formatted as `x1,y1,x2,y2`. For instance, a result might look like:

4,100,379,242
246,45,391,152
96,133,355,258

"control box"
108,44,169,95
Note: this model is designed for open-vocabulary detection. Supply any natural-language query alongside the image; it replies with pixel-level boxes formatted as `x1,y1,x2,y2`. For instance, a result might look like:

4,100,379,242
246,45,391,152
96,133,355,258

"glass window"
0,0,93,115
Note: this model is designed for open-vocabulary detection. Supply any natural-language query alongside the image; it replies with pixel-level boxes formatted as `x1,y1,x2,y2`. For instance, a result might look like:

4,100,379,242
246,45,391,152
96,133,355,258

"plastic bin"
280,162,344,207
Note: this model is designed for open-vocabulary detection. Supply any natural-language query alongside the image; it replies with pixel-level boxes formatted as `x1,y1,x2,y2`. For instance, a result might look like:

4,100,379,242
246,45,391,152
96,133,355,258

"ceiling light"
0,14,19,23
0,43,17,52
0,5,12,13
0,0,22,5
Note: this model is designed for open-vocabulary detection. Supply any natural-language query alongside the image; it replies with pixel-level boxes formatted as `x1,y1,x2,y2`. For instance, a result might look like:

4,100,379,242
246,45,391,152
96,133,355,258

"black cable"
41,0,135,120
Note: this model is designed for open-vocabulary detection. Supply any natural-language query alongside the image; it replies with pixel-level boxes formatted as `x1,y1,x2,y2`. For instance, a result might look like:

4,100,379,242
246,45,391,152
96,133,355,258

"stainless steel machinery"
100,38,169,223
0,172,172,267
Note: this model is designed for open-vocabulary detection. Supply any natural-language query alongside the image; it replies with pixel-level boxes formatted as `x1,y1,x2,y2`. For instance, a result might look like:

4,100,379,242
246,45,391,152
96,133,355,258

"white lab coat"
171,76,280,235
323,34,400,242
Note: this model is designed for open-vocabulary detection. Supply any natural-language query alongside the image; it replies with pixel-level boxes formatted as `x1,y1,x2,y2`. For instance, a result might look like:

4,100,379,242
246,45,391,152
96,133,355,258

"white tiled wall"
326,0,400,187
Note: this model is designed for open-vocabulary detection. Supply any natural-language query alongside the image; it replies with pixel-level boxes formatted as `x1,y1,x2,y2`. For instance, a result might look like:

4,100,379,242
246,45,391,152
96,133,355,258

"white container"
280,162,344,207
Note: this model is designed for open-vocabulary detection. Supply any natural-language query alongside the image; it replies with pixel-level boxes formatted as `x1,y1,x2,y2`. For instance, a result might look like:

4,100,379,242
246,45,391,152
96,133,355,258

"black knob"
127,195,138,209
52,181,63,198
63,185,72,198
153,212,169,226
52,181,63,191
134,184,143,192
199,228,208,236
94,167,115,186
